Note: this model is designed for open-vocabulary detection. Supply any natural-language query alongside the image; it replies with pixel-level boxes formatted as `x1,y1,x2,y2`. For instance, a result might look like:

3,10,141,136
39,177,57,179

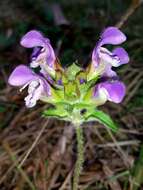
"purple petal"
42,79,51,96
92,44,100,67
102,64,117,78
92,27,127,67
20,30,46,48
100,27,126,45
100,81,126,103
112,47,129,66
46,43,56,68
8,65,37,86
30,43,56,71
80,78,86,84
57,79,63,85
31,47,42,61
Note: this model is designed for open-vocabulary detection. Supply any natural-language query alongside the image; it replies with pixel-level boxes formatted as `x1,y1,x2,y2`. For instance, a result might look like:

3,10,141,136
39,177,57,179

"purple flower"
20,30,56,77
8,27,128,110
92,27,129,77
8,65,51,108
93,80,126,104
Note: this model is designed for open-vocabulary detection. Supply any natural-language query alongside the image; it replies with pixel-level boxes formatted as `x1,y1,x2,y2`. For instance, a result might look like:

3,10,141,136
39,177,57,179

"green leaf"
43,104,69,119
86,110,118,132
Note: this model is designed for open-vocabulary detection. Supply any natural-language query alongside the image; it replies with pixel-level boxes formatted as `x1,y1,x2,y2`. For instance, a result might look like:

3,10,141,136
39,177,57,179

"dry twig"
19,120,49,167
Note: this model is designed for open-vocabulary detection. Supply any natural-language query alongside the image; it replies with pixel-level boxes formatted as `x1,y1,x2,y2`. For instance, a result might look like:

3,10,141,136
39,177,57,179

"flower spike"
8,27,129,190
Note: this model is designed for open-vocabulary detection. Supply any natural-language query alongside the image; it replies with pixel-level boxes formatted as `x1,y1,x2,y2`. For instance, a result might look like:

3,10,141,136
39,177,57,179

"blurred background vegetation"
0,0,143,189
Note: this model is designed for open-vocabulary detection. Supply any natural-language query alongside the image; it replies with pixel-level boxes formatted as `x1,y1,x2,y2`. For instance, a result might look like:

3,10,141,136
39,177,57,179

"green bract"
43,62,118,131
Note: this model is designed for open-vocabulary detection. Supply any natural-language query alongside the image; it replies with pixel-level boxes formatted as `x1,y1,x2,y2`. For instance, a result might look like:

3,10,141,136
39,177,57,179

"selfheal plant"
8,27,129,190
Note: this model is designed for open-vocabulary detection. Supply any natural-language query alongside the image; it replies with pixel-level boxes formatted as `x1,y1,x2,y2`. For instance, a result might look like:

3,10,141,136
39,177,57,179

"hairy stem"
73,125,84,190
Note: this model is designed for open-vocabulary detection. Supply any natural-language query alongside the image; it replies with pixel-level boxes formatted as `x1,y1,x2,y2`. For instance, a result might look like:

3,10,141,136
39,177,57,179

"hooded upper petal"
8,65,37,86
100,27,126,45
20,30,48,48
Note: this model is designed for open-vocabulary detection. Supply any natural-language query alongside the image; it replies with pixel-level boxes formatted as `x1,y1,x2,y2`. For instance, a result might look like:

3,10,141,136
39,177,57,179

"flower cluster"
9,30,56,108
8,27,129,126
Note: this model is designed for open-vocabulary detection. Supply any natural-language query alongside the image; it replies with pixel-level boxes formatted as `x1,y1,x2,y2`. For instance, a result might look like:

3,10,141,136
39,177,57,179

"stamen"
19,82,30,92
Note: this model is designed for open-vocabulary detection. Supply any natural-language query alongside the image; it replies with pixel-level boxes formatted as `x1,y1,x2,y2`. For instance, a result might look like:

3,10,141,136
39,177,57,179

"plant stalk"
73,124,84,190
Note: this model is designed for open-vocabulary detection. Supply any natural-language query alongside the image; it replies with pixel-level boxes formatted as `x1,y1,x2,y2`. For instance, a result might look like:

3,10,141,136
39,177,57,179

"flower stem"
73,124,84,190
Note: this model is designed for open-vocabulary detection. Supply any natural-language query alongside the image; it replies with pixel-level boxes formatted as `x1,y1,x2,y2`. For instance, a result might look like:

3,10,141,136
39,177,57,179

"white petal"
30,60,39,68
99,47,120,66
24,94,36,108
24,79,43,108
